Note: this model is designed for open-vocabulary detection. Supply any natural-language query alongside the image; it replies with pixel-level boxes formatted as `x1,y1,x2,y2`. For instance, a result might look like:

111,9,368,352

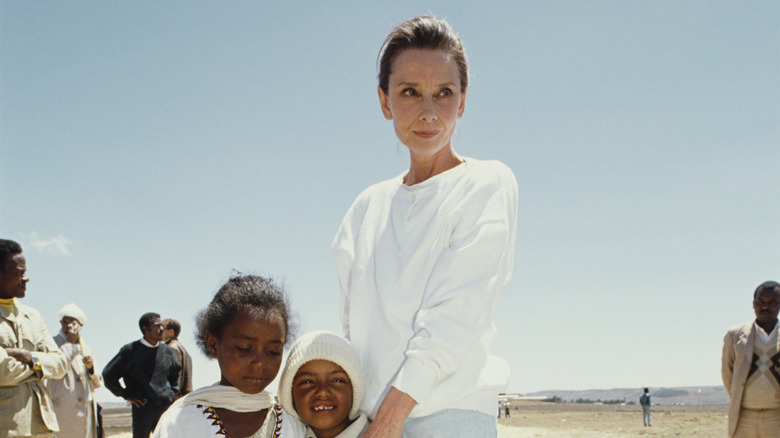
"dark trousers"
132,402,171,438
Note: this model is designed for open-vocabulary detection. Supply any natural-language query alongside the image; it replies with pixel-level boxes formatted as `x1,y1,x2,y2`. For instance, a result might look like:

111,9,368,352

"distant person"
152,275,306,437
162,318,193,399
279,330,370,438
504,400,511,418
0,238,68,437
722,281,780,437
46,303,103,438
331,16,518,437
639,388,651,427
103,312,181,438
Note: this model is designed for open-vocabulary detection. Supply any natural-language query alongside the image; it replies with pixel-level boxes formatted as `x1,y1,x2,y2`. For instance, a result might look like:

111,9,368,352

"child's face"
206,310,286,394
292,359,353,438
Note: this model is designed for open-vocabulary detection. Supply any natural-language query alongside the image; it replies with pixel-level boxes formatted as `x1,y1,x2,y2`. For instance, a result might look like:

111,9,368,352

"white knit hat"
278,330,364,421
58,303,87,327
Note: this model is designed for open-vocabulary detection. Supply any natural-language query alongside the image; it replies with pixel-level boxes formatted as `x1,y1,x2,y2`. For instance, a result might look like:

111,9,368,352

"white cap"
58,303,87,327
278,330,364,421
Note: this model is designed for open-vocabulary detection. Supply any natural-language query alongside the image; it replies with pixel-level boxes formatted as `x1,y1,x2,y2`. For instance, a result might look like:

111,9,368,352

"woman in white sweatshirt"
331,16,518,438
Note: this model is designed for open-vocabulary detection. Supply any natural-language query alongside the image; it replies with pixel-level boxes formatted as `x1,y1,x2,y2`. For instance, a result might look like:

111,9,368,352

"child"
153,275,306,438
278,331,369,438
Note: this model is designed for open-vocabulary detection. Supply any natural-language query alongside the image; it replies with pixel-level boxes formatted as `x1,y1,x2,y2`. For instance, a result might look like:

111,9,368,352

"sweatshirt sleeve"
391,164,518,404
102,345,129,398
332,190,371,340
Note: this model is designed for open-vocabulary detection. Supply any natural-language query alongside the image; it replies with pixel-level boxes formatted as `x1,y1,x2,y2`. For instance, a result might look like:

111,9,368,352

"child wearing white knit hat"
279,331,369,438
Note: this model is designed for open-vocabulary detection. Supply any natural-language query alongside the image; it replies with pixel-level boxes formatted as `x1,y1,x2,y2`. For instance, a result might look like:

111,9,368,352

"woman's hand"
362,387,417,438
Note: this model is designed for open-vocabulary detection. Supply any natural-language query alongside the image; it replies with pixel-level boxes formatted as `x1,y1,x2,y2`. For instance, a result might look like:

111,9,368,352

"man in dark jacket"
103,312,180,438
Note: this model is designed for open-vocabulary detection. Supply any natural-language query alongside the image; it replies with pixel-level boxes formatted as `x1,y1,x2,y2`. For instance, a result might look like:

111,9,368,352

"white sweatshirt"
332,158,518,419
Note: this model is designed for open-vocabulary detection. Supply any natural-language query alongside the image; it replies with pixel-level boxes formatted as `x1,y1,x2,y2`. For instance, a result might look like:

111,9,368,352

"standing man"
46,303,103,438
722,281,780,437
0,239,68,437
639,388,651,427
161,318,192,399
103,312,180,438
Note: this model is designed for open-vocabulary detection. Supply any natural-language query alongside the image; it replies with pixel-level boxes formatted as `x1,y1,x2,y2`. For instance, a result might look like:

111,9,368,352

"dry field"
103,402,729,437
498,401,728,437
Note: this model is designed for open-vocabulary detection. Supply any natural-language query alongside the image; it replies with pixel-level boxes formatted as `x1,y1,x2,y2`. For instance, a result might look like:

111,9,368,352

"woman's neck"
404,149,462,186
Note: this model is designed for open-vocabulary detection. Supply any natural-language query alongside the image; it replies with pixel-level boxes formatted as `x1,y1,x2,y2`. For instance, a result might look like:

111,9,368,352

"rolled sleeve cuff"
391,357,439,405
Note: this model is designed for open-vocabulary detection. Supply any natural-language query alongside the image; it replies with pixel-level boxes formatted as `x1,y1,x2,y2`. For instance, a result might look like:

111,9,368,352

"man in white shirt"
722,281,780,438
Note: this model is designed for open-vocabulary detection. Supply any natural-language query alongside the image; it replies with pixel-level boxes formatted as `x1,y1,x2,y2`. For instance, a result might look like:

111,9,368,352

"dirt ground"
103,402,730,437
497,401,728,437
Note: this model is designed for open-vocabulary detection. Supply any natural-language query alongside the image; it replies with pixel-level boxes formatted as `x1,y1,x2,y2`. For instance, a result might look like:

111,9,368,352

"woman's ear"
457,86,467,119
378,86,393,120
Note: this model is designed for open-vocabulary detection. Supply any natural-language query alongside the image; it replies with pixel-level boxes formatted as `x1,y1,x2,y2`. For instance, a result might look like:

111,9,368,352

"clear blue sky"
2,1,778,403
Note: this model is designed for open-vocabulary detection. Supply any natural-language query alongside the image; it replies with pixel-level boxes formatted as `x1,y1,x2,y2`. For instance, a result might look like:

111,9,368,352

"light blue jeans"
403,409,497,437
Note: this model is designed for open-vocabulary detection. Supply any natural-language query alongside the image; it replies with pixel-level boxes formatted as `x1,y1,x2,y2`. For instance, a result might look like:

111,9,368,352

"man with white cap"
46,303,103,438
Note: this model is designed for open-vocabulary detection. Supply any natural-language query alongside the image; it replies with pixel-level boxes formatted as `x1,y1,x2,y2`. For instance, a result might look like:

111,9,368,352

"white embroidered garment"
152,384,306,438
170,383,275,412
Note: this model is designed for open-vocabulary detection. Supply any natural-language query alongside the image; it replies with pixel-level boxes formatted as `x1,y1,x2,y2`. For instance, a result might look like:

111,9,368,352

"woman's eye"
402,88,416,97
439,88,453,97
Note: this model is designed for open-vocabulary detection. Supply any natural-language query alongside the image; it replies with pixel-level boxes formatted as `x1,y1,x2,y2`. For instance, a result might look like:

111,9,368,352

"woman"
332,16,518,437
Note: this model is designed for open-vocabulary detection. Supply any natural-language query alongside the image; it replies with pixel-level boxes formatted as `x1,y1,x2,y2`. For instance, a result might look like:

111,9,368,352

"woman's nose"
419,99,437,122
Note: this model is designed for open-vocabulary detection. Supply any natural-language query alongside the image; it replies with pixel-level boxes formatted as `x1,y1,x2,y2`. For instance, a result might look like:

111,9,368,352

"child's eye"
268,349,283,356
236,346,251,353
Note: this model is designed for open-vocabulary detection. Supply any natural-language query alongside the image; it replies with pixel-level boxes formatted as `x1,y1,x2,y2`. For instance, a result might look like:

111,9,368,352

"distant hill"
527,385,728,406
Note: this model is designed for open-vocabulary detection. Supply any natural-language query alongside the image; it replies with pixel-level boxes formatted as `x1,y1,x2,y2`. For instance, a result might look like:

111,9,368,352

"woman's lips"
414,130,439,139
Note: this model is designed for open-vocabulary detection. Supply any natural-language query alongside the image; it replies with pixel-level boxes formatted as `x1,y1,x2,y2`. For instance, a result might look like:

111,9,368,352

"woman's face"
206,310,286,394
378,49,466,161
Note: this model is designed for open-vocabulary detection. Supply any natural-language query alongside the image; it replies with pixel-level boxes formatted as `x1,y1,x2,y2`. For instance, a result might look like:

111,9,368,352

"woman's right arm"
362,387,417,438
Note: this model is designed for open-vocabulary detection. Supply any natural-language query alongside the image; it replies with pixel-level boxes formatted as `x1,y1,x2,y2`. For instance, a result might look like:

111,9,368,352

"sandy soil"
497,401,728,437
103,402,729,437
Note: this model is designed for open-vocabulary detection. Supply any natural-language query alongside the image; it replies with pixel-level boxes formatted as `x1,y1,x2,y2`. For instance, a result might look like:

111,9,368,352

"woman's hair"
195,274,296,356
377,16,468,94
